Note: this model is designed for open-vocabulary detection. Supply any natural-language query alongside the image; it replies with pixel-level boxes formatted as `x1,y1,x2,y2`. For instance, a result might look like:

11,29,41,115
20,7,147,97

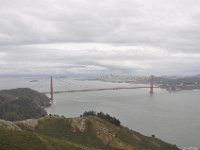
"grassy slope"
0,127,97,150
0,116,180,150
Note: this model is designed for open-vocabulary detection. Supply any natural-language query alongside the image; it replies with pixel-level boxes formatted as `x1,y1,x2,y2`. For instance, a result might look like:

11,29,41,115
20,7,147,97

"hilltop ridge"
0,115,180,150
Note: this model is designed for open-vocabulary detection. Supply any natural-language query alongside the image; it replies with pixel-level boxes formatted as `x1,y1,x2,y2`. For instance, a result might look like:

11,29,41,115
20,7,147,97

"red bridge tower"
150,75,154,94
50,76,53,101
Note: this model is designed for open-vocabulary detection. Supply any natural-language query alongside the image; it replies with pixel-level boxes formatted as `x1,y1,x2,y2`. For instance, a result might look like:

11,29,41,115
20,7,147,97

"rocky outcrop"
70,117,87,133
0,119,21,130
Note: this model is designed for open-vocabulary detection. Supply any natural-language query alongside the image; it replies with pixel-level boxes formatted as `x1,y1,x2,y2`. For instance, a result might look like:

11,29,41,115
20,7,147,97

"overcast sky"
0,0,200,76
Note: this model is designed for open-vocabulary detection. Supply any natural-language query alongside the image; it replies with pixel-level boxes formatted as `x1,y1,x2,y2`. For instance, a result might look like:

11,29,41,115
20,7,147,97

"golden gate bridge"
31,75,155,101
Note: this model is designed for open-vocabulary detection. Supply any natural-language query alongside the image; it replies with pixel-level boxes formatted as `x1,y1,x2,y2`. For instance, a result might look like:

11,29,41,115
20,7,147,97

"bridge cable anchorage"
149,75,154,94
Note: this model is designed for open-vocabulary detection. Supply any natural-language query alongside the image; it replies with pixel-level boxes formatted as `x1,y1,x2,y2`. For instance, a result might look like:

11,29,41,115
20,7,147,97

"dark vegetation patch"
81,111,121,126
0,88,49,121
0,97,47,121
0,88,50,107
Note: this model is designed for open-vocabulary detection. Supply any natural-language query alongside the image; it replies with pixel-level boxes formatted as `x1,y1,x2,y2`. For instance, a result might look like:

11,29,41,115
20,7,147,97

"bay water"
0,77,200,148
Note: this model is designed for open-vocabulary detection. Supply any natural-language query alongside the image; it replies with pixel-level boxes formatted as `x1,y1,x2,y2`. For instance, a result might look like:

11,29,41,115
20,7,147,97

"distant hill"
0,88,50,121
0,115,180,150
0,88,50,107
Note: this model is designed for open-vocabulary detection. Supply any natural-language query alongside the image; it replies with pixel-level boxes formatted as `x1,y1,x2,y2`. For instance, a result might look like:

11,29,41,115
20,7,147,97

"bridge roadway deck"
43,86,157,94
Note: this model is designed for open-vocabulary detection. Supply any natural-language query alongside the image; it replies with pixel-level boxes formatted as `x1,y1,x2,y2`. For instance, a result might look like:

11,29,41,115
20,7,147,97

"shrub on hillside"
82,111,121,126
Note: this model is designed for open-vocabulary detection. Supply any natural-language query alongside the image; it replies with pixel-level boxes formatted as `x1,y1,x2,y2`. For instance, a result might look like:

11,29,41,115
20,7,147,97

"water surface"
0,77,199,148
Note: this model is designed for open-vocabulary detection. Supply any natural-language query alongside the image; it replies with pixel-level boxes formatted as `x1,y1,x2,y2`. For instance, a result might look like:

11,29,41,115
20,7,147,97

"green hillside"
0,115,180,150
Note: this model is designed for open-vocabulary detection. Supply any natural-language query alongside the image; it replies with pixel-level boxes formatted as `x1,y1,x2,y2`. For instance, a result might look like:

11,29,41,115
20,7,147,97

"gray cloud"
0,0,200,75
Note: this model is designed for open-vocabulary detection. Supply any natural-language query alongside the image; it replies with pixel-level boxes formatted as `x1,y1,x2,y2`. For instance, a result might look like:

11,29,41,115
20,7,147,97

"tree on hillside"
82,111,121,126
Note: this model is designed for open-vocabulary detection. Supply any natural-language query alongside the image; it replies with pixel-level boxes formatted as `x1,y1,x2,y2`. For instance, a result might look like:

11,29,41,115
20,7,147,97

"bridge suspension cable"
30,78,49,89
30,75,155,101
56,78,89,89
